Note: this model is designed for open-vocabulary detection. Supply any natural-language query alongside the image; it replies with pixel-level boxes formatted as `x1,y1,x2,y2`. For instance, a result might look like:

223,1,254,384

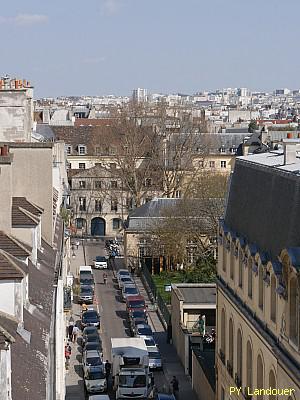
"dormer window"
66,145,72,155
230,147,237,154
220,146,226,153
78,145,86,155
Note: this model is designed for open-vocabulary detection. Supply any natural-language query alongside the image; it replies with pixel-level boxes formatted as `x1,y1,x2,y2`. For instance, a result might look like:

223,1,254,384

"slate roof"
127,198,224,234
224,154,300,259
12,206,39,227
0,250,26,280
0,232,31,258
173,284,216,305
12,197,43,215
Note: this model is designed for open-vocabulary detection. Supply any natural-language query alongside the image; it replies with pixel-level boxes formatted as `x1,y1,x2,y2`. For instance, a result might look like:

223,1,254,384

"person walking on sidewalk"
72,325,80,343
67,316,74,341
170,376,179,398
103,272,108,285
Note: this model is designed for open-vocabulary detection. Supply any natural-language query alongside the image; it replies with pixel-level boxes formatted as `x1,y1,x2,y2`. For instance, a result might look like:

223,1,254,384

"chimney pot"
287,132,293,139
2,145,8,156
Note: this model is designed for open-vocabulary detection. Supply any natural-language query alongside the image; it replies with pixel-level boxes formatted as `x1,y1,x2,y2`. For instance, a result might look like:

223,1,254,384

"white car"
88,395,110,400
147,345,162,370
94,256,108,269
84,365,107,393
118,276,134,290
82,350,103,375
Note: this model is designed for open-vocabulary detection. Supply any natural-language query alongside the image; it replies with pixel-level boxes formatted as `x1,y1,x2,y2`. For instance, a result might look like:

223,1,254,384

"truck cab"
111,337,152,400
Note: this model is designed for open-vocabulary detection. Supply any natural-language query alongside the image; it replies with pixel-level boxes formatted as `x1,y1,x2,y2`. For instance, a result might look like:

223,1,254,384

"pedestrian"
82,303,88,313
148,384,158,399
72,325,80,343
65,342,72,360
76,240,80,249
68,316,74,341
105,360,111,379
170,376,179,398
103,272,108,285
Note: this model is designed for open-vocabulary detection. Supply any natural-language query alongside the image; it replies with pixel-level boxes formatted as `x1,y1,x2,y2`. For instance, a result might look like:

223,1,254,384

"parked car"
116,269,131,282
83,350,103,374
88,394,110,400
84,365,107,392
79,285,94,304
118,276,134,289
84,366,107,393
121,284,139,301
82,327,99,343
128,310,148,324
134,323,153,339
80,274,95,289
93,256,108,269
83,341,103,356
147,348,162,370
126,295,147,314
130,317,149,335
156,394,176,400
144,336,157,348
82,310,100,328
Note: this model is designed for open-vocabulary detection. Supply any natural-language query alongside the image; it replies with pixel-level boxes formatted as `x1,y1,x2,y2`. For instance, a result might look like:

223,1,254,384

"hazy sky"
1,0,299,97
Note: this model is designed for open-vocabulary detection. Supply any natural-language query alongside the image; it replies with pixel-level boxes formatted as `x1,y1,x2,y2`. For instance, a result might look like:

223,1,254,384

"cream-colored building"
216,143,300,400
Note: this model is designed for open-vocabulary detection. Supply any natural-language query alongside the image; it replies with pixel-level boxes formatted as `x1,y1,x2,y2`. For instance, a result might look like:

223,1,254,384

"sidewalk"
65,244,86,400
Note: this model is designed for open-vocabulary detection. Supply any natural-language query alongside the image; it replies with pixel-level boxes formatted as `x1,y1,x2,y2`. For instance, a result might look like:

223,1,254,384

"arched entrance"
91,217,106,236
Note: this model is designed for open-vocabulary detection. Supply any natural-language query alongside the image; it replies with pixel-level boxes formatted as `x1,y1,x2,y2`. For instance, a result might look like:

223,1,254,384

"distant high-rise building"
132,88,148,103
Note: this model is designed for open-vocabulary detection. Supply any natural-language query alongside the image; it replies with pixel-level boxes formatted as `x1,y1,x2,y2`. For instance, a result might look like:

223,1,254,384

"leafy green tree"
248,120,259,133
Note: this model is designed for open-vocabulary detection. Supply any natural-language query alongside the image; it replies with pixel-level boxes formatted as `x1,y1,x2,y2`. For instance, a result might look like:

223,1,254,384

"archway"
91,217,106,236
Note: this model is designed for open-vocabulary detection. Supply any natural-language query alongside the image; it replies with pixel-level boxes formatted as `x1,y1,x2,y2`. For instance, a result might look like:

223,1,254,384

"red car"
126,295,147,314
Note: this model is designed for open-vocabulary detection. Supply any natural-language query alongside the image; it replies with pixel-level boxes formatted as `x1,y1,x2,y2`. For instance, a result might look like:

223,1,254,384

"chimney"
282,139,300,165
287,132,293,139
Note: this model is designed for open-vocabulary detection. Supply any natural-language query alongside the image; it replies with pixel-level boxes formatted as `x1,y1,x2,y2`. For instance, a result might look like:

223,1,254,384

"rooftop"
172,283,216,305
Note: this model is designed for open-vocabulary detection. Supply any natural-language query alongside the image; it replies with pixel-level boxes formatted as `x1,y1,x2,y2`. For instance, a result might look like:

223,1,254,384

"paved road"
84,240,168,394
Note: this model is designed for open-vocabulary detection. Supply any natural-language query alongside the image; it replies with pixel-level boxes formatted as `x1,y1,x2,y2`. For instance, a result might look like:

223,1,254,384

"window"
269,370,277,400
237,329,243,386
238,250,243,288
256,354,264,400
259,266,264,310
248,260,253,298
198,160,204,168
175,190,182,198
78,145,86,155
109,146,117,155
79,180,86,189
220,309,226,360
230,242,235,281
79,163,86,169
79,197,86,211
66,145,72,155
228,318,234,376
221,160,227,168
270,275,277,323
111,199,118,212
246,341,253,391
145,178,152,187
230,147,237,154
110,163,116,169
76,218,86,229
209,160,215,168
95,199,102,212
220,146,226,153
289,277,298,343
94,181,102,189
111,181,118,189
67,162,72,169
113,218,121,230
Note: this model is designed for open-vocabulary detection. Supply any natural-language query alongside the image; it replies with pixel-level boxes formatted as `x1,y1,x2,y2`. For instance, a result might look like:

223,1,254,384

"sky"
0,0,299,98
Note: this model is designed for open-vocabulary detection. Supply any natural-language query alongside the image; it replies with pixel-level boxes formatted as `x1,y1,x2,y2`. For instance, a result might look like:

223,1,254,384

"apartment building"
216,141,300,400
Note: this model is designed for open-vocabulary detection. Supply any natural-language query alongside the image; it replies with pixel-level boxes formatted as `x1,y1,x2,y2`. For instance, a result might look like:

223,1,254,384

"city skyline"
1,0,299,97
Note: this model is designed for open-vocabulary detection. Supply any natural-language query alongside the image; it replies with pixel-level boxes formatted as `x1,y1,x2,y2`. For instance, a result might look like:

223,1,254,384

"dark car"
82,341,103,354
156,394,176,400
128,310,148,324
79,285,94,304
134,323,153,338
130,317,149,335
82,326,98,342
82,310,100,328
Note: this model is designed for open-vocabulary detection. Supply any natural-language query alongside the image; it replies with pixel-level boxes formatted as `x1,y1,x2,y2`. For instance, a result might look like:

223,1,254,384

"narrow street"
66,239,196,400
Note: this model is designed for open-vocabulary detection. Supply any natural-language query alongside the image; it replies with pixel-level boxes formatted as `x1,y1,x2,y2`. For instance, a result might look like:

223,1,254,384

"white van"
80,265,93,274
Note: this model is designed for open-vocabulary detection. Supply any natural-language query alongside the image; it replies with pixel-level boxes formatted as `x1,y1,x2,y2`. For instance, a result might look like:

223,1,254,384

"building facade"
216,143,300,400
